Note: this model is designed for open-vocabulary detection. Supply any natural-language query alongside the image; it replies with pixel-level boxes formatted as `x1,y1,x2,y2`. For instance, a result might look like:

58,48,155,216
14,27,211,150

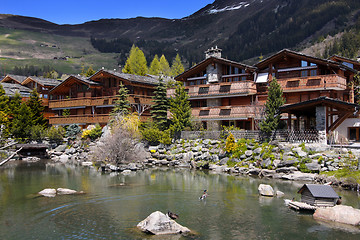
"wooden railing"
278,74,347,92
49,94,153,109
49,114,151,125
167,81,257,99
192,105,263,119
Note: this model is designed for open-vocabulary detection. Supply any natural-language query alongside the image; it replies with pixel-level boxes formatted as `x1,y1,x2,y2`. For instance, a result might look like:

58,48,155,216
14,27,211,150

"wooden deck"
288,201,317,211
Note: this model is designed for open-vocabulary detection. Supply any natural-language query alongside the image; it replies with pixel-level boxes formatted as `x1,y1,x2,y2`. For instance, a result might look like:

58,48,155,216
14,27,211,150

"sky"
1,0,214,24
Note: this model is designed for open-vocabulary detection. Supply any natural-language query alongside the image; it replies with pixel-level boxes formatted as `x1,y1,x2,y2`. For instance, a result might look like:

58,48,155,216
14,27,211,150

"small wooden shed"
298,184,339,207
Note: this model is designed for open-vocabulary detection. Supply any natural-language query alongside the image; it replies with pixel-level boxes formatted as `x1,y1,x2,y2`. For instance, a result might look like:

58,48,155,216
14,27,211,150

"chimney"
205,46,222,59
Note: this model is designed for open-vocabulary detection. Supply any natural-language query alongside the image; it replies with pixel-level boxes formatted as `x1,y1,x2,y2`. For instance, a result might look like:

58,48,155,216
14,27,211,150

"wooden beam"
328,112,352,132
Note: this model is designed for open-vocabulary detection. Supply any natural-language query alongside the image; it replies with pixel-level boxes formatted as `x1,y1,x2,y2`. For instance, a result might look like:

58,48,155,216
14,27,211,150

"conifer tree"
151,78,168,130
27,89,47,127
85,66,96,77
11,102,33,139
169,82,191,134
159,54,171,76
123,45,148,76
112,83,131,115
171,54,185,77
0,84,9,114
149,55,161,75
260,78,285,137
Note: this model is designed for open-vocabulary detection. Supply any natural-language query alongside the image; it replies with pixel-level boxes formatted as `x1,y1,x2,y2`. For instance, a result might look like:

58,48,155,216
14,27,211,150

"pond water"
0,161,360,240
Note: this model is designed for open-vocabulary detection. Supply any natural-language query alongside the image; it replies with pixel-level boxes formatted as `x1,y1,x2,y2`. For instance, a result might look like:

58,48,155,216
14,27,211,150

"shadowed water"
0,161,360,239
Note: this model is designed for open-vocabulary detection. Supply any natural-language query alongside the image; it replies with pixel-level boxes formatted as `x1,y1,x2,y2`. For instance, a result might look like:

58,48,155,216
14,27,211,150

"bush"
65,124,81,139
225,133,236,153
47,126,65,142
29,125,46,141
141,126,161,145
159,129,172,145
82,124,103,140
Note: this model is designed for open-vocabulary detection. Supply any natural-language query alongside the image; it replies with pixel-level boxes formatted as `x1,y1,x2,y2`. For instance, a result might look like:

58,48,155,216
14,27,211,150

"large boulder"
281,171,316,181
258,184,275,197
39,188,56,197
137,211,190,235
313,205,360,226
57,188,81,195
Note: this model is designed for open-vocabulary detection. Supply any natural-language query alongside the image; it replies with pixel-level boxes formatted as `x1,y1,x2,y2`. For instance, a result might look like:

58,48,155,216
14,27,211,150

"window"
44,94,48,99
301,70,308,77
310,69,317,76
301,61,308,67
343,62,354,69
310,62,316,66
241,76,247,81
198,87,209,94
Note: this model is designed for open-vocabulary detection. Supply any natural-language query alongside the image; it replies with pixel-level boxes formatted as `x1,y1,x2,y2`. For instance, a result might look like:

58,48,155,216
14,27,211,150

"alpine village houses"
1,47,360,143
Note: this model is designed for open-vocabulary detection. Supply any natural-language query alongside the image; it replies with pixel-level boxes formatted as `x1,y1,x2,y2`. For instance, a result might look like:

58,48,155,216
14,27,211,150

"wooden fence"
181,129,319,143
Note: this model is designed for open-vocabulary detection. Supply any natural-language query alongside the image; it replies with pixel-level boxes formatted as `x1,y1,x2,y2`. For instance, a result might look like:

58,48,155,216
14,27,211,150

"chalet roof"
175,56,256,81
1,74,27,84
255,49,357,73
49,75,99,94
0,82,32,97
91,69,159,86
328,55,360,65
298,184,339,199
23,76,62,87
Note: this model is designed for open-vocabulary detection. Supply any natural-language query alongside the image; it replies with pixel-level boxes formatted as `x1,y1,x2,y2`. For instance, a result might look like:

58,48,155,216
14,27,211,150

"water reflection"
0,164,359,239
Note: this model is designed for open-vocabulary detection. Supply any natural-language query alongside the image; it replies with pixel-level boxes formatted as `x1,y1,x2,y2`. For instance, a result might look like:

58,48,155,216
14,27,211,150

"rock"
59,154,69,163
248,168,261,176
245,150,253,157
260,169,276,178
261,159,272,168
22,156,41,162
122,170,132,174
273,160,281,168
219,157,229,166
253,147,262,155
305,162,321,172
81,161,93,167
276,167,297,174
258,184,275,197
56,188,78,195
277,160,296,168
293,147,307,157
282,171,316,181
276,191,285,197
314,205,360,226
137,211,190,235
54,144,67,152
39,188,56,197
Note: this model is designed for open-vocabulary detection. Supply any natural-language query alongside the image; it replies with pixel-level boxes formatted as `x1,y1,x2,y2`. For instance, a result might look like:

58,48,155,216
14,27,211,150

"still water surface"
0,161,360,239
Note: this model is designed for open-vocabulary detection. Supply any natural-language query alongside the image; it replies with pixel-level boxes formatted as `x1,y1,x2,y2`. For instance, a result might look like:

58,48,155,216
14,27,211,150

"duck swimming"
167,211,179,220
199,189,208,200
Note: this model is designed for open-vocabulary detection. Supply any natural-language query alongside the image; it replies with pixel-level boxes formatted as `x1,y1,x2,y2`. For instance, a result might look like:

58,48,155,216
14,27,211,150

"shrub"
141,126,161,145
29,125,46,141
47,126,65,142
159,129,172,145
82,124,103,140
225,133,236,153
65,124,81,139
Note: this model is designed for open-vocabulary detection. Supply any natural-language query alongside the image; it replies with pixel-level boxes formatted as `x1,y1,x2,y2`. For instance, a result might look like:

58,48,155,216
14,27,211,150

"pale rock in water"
137,211,190,235
56,188,78,195
313,205,360,226
258,184,275,197
39,188,56,197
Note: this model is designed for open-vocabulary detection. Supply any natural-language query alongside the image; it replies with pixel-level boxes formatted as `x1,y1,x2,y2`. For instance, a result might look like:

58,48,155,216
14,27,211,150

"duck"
167,211,179,220
199,189,208,200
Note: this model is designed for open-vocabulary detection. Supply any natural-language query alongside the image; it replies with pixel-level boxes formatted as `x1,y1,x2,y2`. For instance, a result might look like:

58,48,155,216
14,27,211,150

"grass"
322,169,360,184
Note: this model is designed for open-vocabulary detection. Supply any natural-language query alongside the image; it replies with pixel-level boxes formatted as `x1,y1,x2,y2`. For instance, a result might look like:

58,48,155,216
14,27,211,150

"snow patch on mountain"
208,2,250,14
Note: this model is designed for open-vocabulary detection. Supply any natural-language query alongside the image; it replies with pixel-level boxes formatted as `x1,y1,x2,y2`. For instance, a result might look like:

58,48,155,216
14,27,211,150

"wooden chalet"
0,82,32,98
172,46,257,130
328,55,360,72
1,74,27,85
22,76,62,118
48,70,157,127
298,184,339,207
170,47,359,142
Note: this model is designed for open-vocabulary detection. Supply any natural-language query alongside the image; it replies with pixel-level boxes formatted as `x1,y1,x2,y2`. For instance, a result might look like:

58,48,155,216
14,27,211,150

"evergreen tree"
260,78,285,137
85,66,96,77
151,78,169,130
0,84,9,114
171,54,185,77
27,89,47,127
169,82,191,134
123,45,148,76
159,54,171,76
11,102,33,139
149,55,161,75
112,83,131,115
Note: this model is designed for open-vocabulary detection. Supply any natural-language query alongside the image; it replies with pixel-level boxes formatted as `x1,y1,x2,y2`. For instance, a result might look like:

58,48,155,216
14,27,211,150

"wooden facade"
170,48,358,135
48,70,157,127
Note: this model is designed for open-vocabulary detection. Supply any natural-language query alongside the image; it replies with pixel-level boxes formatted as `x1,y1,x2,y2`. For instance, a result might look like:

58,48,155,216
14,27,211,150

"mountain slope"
1,0,360,74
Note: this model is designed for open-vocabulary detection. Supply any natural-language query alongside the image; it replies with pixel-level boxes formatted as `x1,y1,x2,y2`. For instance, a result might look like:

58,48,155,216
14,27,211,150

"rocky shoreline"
40,138,360,191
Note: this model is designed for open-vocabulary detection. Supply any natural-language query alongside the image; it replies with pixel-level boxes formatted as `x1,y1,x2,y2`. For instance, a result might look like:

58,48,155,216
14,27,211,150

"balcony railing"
49,94,153,109
192,105,264,120
49,114,151,125
168,81,257,99
278,74,347,92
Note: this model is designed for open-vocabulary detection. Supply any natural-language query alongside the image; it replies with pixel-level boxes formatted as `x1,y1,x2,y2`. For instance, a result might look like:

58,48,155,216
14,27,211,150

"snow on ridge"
208,2,250,14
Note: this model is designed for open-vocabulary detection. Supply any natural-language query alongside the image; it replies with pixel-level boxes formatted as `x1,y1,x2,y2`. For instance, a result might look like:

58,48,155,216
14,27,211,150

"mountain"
1,0,360,75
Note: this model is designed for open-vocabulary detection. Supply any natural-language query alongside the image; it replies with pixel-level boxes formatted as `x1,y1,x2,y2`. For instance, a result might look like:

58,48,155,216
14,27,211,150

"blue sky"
1,0,213,24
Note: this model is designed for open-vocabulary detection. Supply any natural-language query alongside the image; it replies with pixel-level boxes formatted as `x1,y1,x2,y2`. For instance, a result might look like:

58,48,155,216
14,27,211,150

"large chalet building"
170,47,360,142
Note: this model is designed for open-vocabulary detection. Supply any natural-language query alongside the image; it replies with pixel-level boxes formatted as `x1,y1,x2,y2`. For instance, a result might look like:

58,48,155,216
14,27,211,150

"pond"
0,161,360,239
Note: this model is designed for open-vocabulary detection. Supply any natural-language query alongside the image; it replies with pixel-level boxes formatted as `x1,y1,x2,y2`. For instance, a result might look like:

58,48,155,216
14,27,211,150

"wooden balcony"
167,81,257,99
49,114,151,125
49,94,153,109
278,74,347,92
192,105,263,120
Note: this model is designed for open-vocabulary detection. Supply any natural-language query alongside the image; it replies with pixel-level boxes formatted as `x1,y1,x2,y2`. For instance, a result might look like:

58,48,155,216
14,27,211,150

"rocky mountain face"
1,0,360,66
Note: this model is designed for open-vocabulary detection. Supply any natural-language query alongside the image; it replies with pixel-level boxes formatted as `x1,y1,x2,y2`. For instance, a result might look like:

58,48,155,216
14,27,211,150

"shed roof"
23,76,62,87
298,184,339,199
90,69,159,86
0,82,32,97
1,74,27,84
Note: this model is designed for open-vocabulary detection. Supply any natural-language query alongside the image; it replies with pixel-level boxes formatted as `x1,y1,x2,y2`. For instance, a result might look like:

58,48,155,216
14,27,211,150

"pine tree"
85,66,96,77
169,82,191,135
260,78,285,137
123,45,148,76
159,54,171,76
0,84,9,114
171,54,185,77
151,78,169,130
112,83,131,115
11,102,33,139
149,55,161,75
27,89,47,127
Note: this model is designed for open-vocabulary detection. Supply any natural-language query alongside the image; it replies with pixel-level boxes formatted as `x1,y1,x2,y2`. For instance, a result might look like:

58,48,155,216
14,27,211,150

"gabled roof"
256,49,357,73
90,69,159,86
328,55,360,71
0,82,32,97
23,76,62,87
49,75,99,94
175,56,256,81
298,184,339,199
1,74,27,84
